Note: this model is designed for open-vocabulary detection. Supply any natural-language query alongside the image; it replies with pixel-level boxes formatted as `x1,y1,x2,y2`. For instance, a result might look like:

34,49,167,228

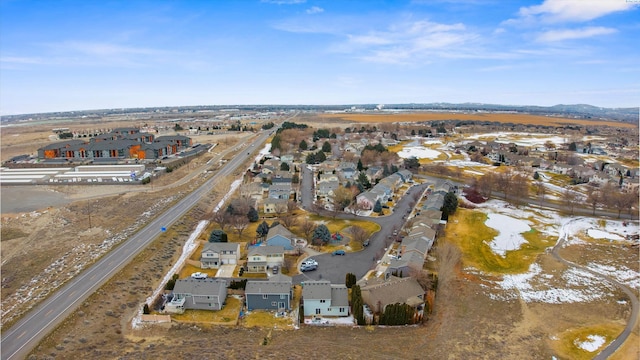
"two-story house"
165,278,228,314
200,242,240,269
245,274,293,311
302,280,349,317
246,246,285,273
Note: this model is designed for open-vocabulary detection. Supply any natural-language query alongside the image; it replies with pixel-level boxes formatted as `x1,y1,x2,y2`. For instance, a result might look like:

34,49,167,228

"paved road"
294,167,429,284
0,127,277,360
551,218,639,360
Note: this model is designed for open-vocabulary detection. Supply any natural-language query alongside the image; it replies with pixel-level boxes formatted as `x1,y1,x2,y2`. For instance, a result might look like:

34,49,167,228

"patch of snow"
397,146,441,159
587,229,624,241
132,220,209,329
574,334,606,352
485,213,531,256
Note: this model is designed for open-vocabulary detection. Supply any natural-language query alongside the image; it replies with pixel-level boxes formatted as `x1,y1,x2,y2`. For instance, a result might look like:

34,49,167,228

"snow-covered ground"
575,335,606,352
397,146,441,159
485,213,531,256
465,199,639,303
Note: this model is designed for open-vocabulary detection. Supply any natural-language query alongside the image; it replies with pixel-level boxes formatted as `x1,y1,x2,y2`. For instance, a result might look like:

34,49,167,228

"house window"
315,309,321,315
280,294,287,299
279,302,285,308
263,294,268,299
271,301,277,306
320,299,325,303
340,307,344,312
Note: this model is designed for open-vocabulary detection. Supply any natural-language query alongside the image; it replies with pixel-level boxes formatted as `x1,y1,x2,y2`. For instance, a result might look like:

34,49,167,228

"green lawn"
442,208,555,274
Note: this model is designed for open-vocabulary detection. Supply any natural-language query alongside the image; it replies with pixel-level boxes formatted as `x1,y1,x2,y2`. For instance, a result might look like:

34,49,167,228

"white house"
247,246,285,273
200,242,240,269
302,280,350,317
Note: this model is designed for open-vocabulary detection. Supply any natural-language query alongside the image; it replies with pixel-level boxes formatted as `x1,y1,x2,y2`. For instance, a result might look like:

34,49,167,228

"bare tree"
280,213,299,229
495,170,514,201
211,210,231,232
274,201,288,217
562,187,580,215
331,186,355,213
348,225,370,245
231,215,249,238
408,266,432,291
476,173,496,198
301,219,317,241
436,242,461,288
586,187,601,215
287,200,298,213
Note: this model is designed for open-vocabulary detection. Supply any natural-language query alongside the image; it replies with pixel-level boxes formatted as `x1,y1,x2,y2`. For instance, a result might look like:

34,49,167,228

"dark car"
332,250,346,256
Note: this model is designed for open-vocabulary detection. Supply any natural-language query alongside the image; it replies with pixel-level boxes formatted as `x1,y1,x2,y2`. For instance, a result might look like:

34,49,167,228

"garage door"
229,259,236,264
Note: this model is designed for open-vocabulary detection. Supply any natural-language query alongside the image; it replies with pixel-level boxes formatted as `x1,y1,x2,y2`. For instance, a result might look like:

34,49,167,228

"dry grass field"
319,112,637,128
1,114,637,360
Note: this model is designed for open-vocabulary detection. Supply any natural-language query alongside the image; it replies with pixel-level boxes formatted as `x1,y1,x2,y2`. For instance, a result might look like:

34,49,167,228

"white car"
302,258,318,266
190,272,207,280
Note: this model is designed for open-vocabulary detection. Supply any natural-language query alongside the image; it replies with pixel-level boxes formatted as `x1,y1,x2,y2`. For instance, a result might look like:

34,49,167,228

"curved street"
551,218,639,360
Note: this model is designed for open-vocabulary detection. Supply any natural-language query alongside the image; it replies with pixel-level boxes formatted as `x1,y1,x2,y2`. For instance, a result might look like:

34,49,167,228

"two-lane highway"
1,128,276,360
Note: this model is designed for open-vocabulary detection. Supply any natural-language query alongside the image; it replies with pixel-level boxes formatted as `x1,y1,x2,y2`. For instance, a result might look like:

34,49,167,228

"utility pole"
87,201,92,229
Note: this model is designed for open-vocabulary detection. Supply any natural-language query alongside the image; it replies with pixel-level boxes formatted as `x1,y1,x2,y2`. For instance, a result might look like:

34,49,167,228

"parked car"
332,250,346,256
300,264,317,272
302,258,318,266
363,240,370,247
190,272,207,280
272,266,279,274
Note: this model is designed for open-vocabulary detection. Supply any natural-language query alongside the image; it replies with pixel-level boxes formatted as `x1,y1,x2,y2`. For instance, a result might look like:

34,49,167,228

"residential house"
302,280,350,317
386,251,426,277
396,170,413,183
356,191,379,210
319,173,339,183
165,278,228,314
265,224,296,251
200,242,241,269
263,198,288,214
245,274,293,311
247,246,285,273
317,180,340,202
268,183,292,199
358,276,425,315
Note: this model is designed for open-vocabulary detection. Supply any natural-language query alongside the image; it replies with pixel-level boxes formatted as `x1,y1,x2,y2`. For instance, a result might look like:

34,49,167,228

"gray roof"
248,245,285,256
330,285,349,307
173,278,227,296
302,280,332,300
360,276,424,309
267,224,294,241
202,242,239,253
245,280,291,295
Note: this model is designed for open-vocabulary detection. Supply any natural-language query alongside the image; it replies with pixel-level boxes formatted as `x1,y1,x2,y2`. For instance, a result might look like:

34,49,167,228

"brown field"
1,118,637,360
319,112,638,128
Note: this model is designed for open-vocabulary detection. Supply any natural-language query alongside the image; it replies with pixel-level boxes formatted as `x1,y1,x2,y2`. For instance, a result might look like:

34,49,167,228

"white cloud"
536,26,617,42
306,6,324,14
50,41,162,56
512,0,636,23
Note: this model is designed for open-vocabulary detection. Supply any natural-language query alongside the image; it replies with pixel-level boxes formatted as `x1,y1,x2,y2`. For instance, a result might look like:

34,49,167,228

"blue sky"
1,0,638,115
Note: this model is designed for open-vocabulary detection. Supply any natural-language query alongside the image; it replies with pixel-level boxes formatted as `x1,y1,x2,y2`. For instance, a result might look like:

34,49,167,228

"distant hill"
2,103,638,125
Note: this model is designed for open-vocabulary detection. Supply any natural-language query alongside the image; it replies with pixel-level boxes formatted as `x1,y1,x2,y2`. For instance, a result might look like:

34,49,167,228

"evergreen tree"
143,303,150,315
256,221,270,239
345,273,357,288
533,171,540,180
440,191,458,220
357,172,371,189
280,162,290,171
357,159,364,171
322,141,332,153
373,200,383,213
209,229,227,242
351,285,365,325
312,224,331,245
299,140,308,150
247,207,259,222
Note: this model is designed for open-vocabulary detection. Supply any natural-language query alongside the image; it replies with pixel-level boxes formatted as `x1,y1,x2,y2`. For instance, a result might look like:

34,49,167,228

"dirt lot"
2,117,638,360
